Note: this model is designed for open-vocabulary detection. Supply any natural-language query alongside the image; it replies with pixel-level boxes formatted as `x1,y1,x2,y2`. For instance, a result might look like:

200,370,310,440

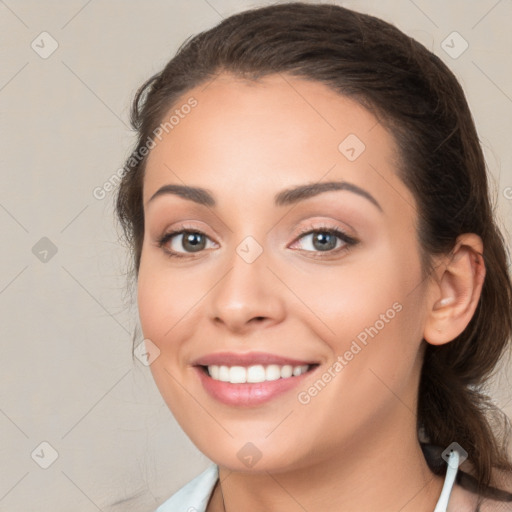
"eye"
157,227,217,259
290,225,358,258
157,224,358,260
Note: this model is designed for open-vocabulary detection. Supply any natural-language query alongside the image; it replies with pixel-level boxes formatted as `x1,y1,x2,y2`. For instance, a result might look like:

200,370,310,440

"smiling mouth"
199,363,319,384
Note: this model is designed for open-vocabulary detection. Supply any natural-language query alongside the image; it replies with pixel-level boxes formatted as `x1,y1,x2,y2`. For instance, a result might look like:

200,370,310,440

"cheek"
136,264,201,420
137,270,168,342
285,246,421,350
291,241,426,409
136,257,203,345
320,254,426,414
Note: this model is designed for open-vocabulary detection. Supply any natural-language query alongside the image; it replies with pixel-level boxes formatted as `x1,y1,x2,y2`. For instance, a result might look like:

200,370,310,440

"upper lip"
192,351,319,367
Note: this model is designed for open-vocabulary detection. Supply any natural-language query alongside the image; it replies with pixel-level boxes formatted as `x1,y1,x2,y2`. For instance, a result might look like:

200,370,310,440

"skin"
137,73,486,512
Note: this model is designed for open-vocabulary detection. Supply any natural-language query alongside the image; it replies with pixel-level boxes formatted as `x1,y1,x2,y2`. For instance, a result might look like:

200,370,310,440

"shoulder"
448,482,512,512
154,464,219,512
480,499,512,511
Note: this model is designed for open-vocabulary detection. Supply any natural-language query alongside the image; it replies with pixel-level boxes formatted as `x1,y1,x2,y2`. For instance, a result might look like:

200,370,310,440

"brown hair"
115,2,512,504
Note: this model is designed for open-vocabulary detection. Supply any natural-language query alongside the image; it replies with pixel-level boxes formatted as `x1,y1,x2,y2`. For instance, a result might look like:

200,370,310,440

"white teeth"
207,364,310,383
210,365,220,380
293,365,305,376
218,366,230,382
228,366,246,384
281,365,293,378
247,365,266,383
266,364,281,381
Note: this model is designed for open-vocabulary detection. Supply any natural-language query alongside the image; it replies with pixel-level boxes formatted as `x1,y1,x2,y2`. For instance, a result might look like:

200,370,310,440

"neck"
211,412,445,512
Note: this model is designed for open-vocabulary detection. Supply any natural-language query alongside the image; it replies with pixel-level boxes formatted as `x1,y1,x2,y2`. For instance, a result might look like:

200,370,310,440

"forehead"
142,72,412,215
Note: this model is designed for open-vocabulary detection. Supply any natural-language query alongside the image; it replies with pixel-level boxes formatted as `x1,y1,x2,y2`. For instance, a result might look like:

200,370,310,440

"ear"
423,233,486,346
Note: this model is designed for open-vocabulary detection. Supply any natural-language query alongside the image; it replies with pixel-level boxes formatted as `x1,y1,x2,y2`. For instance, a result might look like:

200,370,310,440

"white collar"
155,450,460,512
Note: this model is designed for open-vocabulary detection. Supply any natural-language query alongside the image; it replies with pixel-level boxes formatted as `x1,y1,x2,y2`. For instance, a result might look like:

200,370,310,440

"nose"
208,244,286,334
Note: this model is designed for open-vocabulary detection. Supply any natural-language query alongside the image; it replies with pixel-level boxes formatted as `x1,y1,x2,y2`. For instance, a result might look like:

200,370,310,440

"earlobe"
423,234,486,346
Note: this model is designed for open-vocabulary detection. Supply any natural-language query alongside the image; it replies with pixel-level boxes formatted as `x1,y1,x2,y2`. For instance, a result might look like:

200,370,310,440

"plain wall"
1,0,511,510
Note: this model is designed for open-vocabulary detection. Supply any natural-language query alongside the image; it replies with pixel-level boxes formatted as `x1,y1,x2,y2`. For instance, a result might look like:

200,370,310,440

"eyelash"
156,224,359,260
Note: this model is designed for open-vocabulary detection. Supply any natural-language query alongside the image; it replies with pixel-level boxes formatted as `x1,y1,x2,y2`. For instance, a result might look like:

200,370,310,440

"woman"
115,3,512,511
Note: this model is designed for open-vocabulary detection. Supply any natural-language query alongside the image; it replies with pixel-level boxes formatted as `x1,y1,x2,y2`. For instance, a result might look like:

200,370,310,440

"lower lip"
194,366,317,406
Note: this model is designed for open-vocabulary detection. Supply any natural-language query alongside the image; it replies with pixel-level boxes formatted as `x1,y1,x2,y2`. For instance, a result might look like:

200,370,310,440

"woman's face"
138,73,434,471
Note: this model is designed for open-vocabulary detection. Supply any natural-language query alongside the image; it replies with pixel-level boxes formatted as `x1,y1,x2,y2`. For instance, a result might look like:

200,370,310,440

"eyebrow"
146,181,382,212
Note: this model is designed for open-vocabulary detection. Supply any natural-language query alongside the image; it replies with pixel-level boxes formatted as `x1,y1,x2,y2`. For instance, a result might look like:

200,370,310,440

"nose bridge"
209,234,284,330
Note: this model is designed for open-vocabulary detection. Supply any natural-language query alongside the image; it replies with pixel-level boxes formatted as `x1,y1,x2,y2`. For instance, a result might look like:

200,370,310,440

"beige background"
0,0,511,510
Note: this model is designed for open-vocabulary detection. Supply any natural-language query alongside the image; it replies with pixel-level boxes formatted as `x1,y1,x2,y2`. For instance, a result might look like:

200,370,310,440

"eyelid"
289,219,356,242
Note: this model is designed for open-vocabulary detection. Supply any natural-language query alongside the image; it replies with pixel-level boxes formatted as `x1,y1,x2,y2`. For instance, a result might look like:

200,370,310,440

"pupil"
184,232,205,252
314,232,336,251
